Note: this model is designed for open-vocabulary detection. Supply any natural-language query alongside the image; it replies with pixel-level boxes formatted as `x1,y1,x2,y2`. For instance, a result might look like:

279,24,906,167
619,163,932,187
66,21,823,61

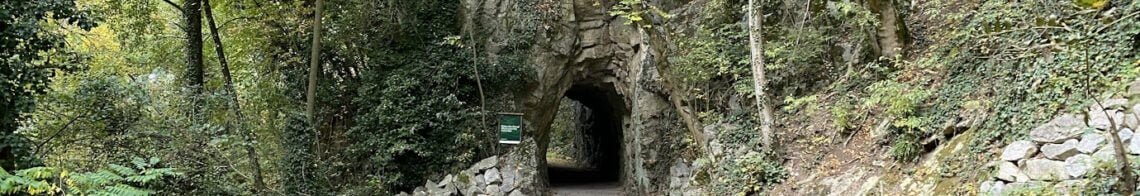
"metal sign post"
498,113,523,144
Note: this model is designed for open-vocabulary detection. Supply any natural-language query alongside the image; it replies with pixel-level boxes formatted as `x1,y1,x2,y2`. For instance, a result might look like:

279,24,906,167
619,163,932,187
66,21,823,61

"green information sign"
498,113,523,144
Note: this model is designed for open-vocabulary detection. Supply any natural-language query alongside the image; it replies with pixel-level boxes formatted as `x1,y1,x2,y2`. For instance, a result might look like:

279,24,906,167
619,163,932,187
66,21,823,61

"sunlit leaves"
1074,0,1110,9
609,0,670,28
0,158,179,195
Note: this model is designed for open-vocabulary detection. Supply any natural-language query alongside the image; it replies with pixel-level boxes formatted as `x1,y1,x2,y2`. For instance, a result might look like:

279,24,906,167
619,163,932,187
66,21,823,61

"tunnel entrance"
545,83,626,193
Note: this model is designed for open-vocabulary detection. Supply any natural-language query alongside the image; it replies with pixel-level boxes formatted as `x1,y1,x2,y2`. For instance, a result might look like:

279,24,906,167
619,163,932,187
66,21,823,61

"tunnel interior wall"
562,83,626,182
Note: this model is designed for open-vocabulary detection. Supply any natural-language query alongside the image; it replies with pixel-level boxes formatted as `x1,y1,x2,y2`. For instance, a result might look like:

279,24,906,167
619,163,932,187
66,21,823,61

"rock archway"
515,0,687,194
460,0,692,194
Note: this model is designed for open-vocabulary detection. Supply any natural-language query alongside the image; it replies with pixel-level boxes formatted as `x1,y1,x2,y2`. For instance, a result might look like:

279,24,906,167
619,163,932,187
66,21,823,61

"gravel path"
551,182,621,196
547,157,621,195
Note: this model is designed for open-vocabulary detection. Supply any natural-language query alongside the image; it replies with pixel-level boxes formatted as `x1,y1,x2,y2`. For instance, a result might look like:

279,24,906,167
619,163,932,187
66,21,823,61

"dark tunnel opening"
547,83,625,187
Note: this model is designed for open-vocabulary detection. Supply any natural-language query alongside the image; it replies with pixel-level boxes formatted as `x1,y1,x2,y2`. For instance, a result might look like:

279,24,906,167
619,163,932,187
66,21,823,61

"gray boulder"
413,187,427,196
500,168,517,193
432,183,456,196
1002,182,1047,194
1054,180,1088,195
424,188,440,195
1077,133,1105,153
1001,140,1038,161
981,181,1007,196
980,181,992,194
995,161,1028,182
987,181,1005,196
1120,128,1134,143
474,174,486,188
473,156,499,171
486,184,501,196
1131,135,1140,155
425,181,439,193
1090,110,1124,130
1029,114,1085,143
464,185,480,196
438,175,453,187
1096,98,1130,110
1022,158,1068,180
671,160,691,176
1064,154,1093,178
1093,144,1120,162
485,167,502,184
1127,113,1140,131
1040,139,1080,160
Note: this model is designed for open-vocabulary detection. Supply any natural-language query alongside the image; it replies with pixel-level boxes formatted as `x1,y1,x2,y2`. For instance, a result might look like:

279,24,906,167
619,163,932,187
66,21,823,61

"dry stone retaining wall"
398,140,540,196
981,95,1140,194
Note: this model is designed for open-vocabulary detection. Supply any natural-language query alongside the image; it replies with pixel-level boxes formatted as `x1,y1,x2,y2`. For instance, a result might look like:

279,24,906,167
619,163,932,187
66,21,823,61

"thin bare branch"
162,0,184,14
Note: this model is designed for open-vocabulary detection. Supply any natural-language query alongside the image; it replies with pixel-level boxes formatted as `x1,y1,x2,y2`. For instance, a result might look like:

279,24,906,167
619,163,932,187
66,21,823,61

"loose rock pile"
399,141,539,196
981,98,1140,195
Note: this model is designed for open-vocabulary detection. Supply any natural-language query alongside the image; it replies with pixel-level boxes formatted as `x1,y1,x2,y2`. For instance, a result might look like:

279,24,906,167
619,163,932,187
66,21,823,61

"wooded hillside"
1,0,1138,195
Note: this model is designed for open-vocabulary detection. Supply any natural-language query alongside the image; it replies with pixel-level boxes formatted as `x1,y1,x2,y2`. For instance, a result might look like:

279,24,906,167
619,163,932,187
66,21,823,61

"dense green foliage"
1,0,96,170
7,0,529,194
0,157,180,195
261,0,529,194
862,80,931,161
699,115,787,195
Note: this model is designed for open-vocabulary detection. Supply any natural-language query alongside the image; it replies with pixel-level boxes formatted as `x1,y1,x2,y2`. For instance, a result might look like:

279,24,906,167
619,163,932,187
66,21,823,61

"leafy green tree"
0,0,96,170
201,0,267,192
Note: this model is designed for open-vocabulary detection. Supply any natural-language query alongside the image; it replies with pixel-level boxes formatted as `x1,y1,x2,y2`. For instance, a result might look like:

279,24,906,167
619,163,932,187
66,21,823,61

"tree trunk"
1098,102,1136,195
306,0,323,121
202,0,267,193
466,30,492,154
643,27,706,152
748,0,775,148
635,7,706,153
183,0,204,118
866,0,907,59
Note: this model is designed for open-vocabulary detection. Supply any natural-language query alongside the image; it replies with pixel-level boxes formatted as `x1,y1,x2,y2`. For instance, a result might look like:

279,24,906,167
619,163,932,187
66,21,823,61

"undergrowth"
857,0,1140,164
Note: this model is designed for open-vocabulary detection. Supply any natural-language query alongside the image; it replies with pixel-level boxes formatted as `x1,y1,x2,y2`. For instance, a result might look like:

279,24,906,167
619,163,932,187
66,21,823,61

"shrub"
708,151,787,195
0,157,180,195
862,80,932,161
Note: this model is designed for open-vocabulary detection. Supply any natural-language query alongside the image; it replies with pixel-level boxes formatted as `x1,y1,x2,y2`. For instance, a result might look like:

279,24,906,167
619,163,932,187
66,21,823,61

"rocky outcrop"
666,159,703,196
462,0,695,194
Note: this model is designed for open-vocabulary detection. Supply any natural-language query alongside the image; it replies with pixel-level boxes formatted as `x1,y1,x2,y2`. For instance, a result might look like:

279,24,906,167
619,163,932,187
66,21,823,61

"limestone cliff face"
463,0,689,194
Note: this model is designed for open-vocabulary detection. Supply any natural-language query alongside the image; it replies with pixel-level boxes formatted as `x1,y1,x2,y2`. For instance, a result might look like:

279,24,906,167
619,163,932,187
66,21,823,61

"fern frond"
108,164,138,176
131,157,149,169
100,184,153,196
16,167,57,180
